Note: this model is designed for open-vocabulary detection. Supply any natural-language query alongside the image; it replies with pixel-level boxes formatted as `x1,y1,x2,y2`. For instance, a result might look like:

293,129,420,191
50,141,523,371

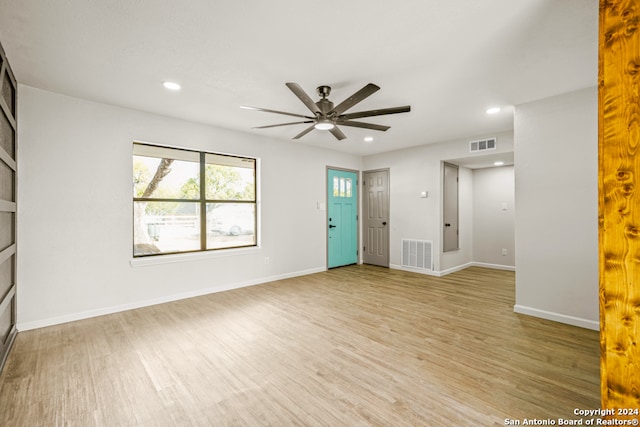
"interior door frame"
442,161,459,252
362,168,390,267
326,166,360,269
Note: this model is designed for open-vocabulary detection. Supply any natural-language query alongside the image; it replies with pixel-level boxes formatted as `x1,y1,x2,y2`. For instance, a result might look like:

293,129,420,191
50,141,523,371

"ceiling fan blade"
292,124,316,139
336,120,390,132
285,83,320,115
329,126,347,141
331,83,380,115
339,105,411,120
252,120,314,129
241,105,315,120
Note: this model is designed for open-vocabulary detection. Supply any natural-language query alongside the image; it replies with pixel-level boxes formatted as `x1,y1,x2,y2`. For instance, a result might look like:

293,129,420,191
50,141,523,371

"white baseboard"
471,262,516,272
438,262,476,276
514,304,599,331
17,267,326,331
390,261,515,277
390,264,443,276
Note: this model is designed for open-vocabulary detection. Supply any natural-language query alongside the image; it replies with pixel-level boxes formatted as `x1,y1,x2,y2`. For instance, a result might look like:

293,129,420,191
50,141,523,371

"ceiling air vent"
469,137,496,153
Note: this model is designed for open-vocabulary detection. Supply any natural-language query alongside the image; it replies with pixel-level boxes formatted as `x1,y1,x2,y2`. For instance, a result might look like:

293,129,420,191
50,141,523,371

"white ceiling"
0,0,597,156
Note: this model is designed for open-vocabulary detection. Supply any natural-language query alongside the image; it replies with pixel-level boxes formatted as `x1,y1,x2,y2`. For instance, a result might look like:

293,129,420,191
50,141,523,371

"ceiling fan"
241,83,411,140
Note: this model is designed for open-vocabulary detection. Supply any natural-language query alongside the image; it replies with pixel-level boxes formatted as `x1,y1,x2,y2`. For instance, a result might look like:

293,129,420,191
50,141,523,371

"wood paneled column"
599,0,640,412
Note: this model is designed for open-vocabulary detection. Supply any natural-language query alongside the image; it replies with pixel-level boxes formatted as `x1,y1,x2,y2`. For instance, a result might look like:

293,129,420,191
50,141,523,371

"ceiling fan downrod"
316,85,331,99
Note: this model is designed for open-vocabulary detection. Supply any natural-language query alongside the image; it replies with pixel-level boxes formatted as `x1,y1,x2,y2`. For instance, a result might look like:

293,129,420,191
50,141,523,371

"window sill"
130,246,261,267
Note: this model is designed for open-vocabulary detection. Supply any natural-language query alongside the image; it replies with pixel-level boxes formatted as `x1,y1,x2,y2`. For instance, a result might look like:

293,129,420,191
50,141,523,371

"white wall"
363,131,514,274
17,84,597,331
473,166,515,267
16,85,362,330
514,87,598,330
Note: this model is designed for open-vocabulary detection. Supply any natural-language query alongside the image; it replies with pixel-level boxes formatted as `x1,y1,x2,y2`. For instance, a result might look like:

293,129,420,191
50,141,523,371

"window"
133,143,257,257
332,176,352,198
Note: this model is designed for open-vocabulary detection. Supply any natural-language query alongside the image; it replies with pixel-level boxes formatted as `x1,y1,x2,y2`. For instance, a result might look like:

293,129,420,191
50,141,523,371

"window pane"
205,153,255,201
0,212,14,251
0,161,14,202
2,72,15,116
0,109,14,159
206,203,256,249
0,297,13,344
133,146,200,200
133,201,200,255
0,254,14,301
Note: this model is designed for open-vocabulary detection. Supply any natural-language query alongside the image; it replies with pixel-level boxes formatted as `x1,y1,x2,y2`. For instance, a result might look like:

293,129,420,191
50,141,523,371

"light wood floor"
0,265,599,426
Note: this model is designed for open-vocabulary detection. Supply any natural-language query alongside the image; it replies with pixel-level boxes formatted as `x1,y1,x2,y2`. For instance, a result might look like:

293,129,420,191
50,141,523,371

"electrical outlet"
501,249,507,256
264,257,270,265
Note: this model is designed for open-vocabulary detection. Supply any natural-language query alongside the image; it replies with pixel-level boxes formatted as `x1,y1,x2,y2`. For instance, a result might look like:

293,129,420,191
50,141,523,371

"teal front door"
327,168,358,268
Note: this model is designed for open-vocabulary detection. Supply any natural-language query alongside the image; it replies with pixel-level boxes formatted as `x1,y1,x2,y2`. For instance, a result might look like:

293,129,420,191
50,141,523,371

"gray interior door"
363,169,389,267
0,41,18,371
443,162,459,252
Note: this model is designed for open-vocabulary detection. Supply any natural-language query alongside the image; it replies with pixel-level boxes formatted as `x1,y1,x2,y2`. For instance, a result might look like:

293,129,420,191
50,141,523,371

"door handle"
329,224,337,228
445,223,451,227
382,222,387,226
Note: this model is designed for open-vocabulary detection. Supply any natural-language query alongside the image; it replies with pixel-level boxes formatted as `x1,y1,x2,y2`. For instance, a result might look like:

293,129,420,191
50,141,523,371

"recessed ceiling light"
494,161,505,166
162,81,181,91
364,136,374,142
486,107,501,114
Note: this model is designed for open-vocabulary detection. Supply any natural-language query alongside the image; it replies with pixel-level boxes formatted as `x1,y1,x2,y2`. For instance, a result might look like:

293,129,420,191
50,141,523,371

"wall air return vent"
469,137,496,153
401,239,433,270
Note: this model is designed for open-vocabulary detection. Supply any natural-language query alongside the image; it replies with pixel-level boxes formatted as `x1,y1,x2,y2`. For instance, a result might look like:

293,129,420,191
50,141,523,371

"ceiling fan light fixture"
162,81,181,91
314,120,335,130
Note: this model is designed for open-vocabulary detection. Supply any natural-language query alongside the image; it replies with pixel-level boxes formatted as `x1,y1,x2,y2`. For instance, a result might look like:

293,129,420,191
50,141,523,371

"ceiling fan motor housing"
316,86,334,116
317,99,334,116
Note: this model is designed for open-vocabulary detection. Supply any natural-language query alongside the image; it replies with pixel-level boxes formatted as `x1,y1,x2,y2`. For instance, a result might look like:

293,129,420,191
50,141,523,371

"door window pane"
0,255,14,300
0,299,13,343
1,73,15,116
332,176,352,198
0,212,13,251
0,161,13,202
0,109,14,159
